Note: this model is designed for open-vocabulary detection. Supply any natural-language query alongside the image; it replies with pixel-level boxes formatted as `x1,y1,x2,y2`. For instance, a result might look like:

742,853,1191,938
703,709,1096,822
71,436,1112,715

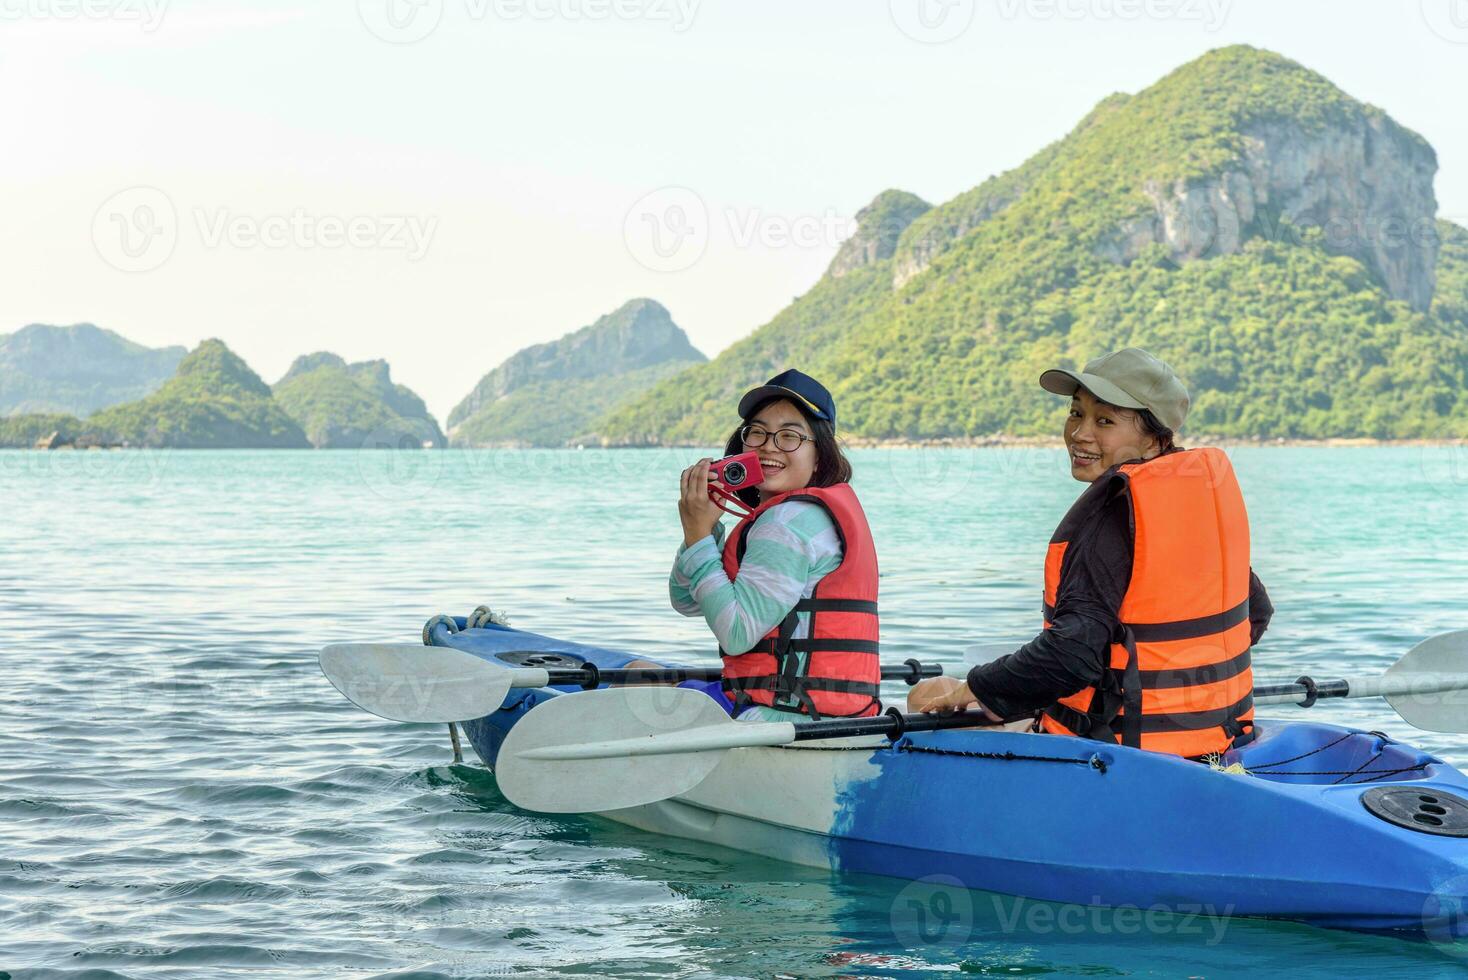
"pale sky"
3,0,1466,423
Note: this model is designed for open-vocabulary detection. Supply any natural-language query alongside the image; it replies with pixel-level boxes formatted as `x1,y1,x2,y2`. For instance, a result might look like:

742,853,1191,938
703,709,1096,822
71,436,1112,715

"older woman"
913,348,1273,758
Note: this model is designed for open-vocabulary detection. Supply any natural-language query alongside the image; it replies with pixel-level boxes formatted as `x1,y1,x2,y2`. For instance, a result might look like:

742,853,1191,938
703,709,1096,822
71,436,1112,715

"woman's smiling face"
744,399,817,496
1063,388,1160,482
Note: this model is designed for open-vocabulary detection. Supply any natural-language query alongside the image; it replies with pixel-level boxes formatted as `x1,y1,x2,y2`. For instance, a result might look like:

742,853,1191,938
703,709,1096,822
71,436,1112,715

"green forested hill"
273,354,445,448
0,413,83,448
451,361,695,447
449,298,705,446
84,340,310,448
600,46,1468,443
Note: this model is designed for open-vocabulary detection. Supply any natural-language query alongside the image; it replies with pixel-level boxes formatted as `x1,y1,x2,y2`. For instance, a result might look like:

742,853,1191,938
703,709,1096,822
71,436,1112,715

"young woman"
667,369,881,720
912,348,1273,758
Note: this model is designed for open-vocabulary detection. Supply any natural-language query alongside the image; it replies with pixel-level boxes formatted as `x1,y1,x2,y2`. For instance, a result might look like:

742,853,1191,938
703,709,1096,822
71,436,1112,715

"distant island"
78,340,310,449
0,338,443,450
0,324,184,417
447,298,706,447
273,353,446,449
3,46,1467,449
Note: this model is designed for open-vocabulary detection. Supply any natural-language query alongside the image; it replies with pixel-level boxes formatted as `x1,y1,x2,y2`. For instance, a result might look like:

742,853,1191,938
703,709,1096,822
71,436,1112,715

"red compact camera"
707,451,765,516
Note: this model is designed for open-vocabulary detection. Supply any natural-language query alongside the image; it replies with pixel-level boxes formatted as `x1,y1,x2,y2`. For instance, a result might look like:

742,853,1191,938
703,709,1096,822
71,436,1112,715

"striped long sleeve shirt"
669,500,843,655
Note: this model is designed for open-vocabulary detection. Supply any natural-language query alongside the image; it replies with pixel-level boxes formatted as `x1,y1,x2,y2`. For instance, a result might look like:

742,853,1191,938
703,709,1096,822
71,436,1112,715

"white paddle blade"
1384,630,1468,734
495,687,745,813
319,643,524,723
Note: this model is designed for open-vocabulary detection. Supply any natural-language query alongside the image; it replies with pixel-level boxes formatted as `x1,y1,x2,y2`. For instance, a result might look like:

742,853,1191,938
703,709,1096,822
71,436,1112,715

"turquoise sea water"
4,446,1468,979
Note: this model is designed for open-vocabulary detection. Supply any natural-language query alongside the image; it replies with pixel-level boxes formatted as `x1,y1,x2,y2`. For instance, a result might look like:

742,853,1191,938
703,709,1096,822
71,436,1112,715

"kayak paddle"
493,686,1017,813
318,643,944,724
962,632,1468,732
1253,629,1468,733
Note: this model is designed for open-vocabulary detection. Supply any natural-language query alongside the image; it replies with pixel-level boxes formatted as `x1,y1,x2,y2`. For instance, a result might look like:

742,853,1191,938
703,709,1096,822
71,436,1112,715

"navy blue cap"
738,369,836,427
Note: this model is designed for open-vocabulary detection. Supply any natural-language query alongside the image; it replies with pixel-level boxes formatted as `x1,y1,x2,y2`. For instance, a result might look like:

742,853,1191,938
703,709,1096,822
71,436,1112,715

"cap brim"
1039,369,1146,411
738,385,830,421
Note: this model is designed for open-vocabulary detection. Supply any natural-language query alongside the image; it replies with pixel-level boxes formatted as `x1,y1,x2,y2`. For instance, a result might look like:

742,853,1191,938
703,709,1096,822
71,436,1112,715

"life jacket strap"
782,638,880,653
723,675,882,697
1119,625,1143,749
1137,648,1252,689
1138,694,1255,734
794,597,879,615
1043,700,1119,743
747,637,880,655
1042,598,1250,643
1125,598,1251,643
1045,693,1256,741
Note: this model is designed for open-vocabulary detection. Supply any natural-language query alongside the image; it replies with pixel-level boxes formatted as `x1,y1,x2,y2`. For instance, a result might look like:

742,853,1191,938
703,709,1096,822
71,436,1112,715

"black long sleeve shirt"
967,488,1274,719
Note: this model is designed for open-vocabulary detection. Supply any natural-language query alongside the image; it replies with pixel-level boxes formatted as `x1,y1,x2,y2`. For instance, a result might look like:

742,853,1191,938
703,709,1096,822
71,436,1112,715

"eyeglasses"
740,424,813,453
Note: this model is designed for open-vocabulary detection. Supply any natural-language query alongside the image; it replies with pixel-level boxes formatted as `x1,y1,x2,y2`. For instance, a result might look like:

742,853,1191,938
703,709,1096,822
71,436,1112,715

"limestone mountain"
599,46,1468,443
273,353,445,449
826,190,932,279
450,298,705,446
0,323,186,417
85,340,310,448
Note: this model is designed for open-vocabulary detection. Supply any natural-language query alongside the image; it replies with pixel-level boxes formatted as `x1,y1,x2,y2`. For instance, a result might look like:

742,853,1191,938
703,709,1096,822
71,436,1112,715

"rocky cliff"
827,190,931,279
1097,115,1438,310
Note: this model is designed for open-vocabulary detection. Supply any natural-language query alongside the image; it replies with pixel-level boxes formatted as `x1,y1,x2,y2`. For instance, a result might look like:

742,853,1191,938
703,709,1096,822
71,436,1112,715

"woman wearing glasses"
668,370,881,720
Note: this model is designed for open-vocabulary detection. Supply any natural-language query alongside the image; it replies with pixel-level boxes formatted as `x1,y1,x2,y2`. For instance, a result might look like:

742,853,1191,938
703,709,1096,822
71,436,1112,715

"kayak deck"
438,619,1468,938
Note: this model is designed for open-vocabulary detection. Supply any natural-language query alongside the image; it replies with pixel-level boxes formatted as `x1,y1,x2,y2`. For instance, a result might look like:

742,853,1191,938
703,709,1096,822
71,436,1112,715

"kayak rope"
785,742,1106,772
468,605,513,629
896,742,1107,773
1218,730,1430,784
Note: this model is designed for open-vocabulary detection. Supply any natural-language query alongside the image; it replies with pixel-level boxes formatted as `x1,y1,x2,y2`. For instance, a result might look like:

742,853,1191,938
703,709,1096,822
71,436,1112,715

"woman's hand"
908,676,1003,722
679,458,724,548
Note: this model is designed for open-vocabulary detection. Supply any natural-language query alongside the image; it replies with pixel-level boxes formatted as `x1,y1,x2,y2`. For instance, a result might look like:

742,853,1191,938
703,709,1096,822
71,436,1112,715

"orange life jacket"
719,483,881,719
1039,448,1255,757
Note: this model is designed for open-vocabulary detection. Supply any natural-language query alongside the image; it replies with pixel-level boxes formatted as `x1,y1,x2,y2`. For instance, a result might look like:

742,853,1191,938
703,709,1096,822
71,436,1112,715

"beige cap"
1039,348,1190,431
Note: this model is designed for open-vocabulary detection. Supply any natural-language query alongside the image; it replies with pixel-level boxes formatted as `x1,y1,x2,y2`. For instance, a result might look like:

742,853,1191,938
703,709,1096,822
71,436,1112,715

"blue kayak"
430,617,1468,938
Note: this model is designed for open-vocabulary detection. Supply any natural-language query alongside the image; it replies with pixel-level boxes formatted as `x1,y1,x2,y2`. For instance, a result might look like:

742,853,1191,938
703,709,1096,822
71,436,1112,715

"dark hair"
1136,408,1178,453
722,396,853,509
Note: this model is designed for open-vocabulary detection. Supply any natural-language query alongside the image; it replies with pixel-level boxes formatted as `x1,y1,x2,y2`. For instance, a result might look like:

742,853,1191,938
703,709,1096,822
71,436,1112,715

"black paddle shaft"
789,706,1011,741
1254,675,1352,708
545,659,942,690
